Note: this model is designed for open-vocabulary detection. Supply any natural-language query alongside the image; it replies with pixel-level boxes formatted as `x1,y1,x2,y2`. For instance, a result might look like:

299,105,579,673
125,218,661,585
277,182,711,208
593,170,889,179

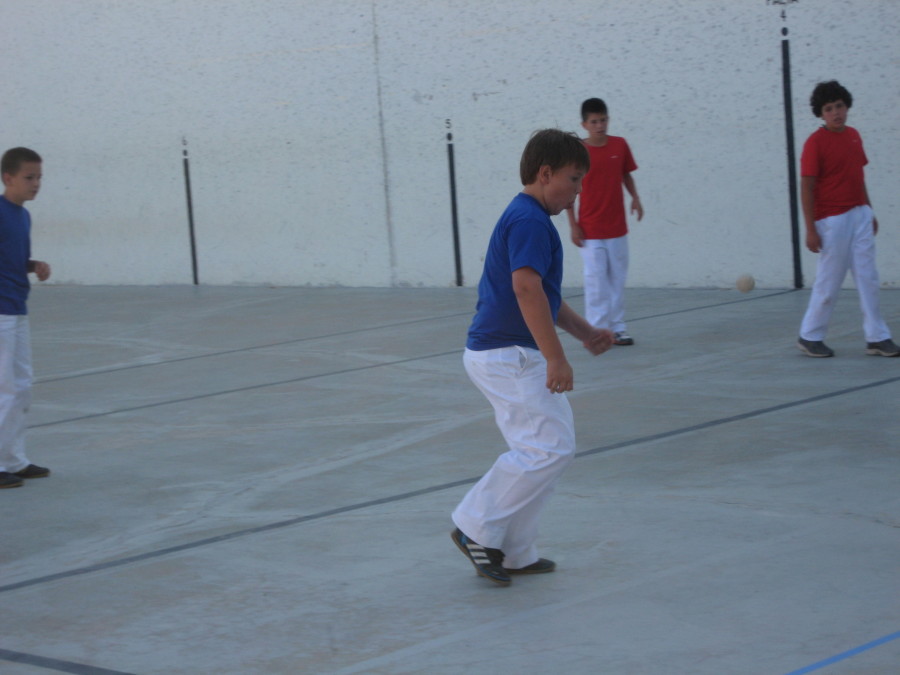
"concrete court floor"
0,285,898,675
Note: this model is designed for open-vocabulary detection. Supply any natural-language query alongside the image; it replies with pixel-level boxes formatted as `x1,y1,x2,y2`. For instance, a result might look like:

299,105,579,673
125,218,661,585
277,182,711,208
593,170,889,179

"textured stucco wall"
2,0,898,288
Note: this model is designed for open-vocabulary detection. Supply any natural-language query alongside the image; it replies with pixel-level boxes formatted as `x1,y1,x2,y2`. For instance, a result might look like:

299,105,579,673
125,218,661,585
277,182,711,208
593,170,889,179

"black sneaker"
865,339,900,357
797,338,834,358
504,558,556,575
0,472,24,489
14,464,50,479
450,528,510,586
614,331,634,346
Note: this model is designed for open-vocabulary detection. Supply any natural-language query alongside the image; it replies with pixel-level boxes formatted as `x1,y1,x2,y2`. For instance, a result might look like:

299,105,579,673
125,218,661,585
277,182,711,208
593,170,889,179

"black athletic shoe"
865,339,900,357
797,338,834,358
14,464,50,479
450,528,511,586
0,472,24,489
614,331,634,346
504,558,556,575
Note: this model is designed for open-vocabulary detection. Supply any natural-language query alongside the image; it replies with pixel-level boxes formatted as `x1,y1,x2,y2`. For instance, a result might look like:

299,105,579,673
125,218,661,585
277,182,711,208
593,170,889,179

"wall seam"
372,0,397,286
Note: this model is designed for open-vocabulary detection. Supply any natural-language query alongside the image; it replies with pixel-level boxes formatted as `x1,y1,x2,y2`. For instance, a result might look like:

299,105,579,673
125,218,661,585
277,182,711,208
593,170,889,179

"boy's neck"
2,192,26,207
522,185,547,212
584,135,608,147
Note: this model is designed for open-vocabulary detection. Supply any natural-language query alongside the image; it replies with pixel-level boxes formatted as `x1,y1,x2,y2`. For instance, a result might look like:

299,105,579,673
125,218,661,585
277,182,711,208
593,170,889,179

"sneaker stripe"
470,550,489,563
452,529,511,585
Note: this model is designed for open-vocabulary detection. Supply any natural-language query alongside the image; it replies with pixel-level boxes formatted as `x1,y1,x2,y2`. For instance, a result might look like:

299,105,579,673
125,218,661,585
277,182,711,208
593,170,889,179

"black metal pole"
781,28,803,289
447,132,463,287
182,142,199,286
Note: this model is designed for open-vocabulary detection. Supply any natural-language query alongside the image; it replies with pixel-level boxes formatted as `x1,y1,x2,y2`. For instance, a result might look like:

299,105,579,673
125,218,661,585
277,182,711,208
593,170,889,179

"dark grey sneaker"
614,331,634,346
14,464,50,479
797,338,834,358
865,339,900,357
504,558,556,575
451,528,511,586
0,472,24,489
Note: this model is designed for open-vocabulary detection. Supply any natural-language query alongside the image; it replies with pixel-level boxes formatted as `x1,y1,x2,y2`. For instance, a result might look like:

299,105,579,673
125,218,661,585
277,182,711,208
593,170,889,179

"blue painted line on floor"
783,630,900,675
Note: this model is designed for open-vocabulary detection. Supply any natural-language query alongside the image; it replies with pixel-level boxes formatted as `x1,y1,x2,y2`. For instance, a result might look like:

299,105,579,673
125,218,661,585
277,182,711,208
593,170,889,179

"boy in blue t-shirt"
451,129,615,586
0,147,52,489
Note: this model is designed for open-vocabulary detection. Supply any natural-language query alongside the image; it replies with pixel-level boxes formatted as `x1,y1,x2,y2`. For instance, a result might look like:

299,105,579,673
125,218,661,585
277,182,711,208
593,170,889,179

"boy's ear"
537,164,553,184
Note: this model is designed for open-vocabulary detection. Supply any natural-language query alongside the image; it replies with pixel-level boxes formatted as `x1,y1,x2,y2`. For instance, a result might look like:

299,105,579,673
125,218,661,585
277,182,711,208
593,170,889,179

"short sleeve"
800,134,820,178
622,139,638,173
506,219,552,279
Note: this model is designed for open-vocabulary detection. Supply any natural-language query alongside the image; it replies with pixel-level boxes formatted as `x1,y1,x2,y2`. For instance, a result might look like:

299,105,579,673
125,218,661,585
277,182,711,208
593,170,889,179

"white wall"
3,0,898,288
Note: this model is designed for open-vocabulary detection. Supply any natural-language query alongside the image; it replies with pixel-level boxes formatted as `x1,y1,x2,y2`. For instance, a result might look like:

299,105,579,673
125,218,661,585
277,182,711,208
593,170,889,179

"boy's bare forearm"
623,174,643,220
800,176,817,231
558,301,615,356
556,301,592,341
622,173,640,199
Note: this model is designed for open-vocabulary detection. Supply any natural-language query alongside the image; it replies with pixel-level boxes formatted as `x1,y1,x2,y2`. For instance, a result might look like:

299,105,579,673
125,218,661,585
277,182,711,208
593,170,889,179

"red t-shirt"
577,136,638,239
800,125,868,220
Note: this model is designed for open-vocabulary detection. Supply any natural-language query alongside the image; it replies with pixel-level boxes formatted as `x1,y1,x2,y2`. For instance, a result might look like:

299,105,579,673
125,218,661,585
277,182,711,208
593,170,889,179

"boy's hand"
569,223,584,247
631,198,644,221
806,231,822,253
545,357,574,394
32,260,51,281
582,328,614,355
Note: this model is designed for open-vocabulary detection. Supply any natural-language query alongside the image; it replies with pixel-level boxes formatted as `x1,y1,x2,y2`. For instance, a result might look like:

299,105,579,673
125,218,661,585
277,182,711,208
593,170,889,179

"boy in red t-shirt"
566,98,643,345
797,80,898,358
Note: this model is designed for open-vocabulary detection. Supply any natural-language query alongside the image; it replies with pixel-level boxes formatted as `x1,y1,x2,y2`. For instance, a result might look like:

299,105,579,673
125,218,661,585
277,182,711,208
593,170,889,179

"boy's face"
581,113,609,141
2,161,42,205
820,99,848,133
541,163,586,215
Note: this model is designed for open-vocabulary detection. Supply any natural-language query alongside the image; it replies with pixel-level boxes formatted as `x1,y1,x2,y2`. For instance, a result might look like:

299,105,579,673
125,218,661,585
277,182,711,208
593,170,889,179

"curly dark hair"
810,80,853,118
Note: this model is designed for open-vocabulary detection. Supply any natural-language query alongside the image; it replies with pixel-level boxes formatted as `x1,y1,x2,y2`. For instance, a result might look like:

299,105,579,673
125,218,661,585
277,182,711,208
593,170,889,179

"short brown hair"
581,97,608,121
1,147,42,176
519,129,589,185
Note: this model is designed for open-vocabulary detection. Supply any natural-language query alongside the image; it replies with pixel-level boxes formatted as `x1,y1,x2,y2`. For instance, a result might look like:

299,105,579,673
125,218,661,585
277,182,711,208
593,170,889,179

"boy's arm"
566,206,584,247
801,176,821,252
622,173,643,221
512,266,573,393
556,301,614,355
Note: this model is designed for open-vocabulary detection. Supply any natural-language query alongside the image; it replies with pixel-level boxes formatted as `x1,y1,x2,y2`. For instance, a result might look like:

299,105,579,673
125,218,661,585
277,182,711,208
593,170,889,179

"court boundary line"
34,290,793,384
5,371,897,596
0,647,136,675
29,290,797,430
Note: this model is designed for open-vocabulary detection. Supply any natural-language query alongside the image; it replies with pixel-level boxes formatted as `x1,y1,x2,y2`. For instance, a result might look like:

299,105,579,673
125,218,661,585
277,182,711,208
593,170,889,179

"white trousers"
799,205,891,343
581,236,629,332
452,346,576,569
0,315,33,473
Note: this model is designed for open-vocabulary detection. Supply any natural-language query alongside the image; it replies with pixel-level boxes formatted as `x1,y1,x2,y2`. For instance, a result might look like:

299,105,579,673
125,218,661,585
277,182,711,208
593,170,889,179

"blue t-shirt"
0,195,32,315
467,192,563,351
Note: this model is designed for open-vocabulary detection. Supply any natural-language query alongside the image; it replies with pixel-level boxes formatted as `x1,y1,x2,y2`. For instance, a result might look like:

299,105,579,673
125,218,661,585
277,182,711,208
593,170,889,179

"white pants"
581,236,629,332
799,205,891,343
0,315,33,473
452,346,576,569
